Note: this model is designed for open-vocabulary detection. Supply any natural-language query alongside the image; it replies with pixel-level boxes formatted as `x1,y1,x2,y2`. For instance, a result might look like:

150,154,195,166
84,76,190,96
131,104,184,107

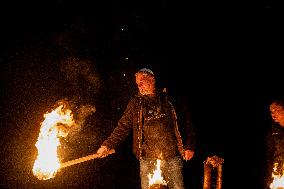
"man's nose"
271,114,278,120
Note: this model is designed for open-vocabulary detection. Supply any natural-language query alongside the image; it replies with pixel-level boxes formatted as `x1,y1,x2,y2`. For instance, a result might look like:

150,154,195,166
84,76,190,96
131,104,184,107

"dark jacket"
102,89,195,160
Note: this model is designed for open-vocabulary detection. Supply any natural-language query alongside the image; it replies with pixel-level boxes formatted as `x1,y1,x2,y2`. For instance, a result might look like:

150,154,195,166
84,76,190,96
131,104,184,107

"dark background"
0,0,283,189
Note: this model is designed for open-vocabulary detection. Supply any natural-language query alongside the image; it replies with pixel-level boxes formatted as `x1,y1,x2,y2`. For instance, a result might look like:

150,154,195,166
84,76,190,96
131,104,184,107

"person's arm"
167,91,195,160
176,96,196,160
97,99,135,157
182,111,195,161
264,125,275,187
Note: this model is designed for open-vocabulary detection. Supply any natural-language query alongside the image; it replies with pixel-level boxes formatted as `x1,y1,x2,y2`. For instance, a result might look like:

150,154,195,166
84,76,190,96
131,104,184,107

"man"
97,68,195,189
265,98,284,188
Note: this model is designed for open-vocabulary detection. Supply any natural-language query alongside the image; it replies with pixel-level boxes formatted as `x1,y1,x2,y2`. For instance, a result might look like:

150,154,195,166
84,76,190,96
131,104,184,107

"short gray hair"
136,68,154,76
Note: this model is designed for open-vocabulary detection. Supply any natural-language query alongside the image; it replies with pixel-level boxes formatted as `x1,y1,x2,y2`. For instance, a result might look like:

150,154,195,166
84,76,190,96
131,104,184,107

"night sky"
0,1,283,189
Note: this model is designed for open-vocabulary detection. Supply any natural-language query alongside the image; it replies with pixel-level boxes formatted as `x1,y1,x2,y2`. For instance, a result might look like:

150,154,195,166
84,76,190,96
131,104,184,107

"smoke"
53,98,96,139
59,56,102,98
56,55,103,137
54,30,104,103
69,104,96,136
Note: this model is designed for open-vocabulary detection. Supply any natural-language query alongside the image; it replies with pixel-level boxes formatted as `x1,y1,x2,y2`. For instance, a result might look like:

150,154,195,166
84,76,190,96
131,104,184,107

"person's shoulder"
158,87,168,98
127,95,142,106
270,123,284,135
161,88,182,105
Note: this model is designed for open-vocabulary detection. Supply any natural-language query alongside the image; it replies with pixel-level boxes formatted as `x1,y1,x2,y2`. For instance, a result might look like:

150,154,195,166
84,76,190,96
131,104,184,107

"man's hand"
97,145,109,158
184,150,194,161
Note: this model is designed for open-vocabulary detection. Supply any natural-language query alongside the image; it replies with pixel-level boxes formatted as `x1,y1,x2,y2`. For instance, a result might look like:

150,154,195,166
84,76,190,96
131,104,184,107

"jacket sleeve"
180,104,195,151
266,126,274,164
264,125,275,187
169,93,195,151
102,100,135,149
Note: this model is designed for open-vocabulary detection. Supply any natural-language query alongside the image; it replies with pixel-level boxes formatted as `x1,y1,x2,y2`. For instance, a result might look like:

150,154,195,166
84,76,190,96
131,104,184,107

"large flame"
148,159,167,187
270,162,284,189
32,104,75,180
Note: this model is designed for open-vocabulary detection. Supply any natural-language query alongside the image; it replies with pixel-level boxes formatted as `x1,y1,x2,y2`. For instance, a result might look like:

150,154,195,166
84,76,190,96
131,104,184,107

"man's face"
135,72,155,96
270,102,284,127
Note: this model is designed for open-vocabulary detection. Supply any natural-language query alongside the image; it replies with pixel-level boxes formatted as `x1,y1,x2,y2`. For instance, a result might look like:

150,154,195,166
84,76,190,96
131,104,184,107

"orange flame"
270,162,284,189
148,159,167,187
32,104,75,180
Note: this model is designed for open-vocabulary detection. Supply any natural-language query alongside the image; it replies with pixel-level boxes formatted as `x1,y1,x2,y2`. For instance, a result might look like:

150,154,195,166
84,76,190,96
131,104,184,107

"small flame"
148,159,167,187
32,104,75,180
270,162,284,189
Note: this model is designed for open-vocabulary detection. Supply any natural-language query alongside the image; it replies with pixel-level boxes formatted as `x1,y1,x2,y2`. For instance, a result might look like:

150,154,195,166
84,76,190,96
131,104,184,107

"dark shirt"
141,95,179,159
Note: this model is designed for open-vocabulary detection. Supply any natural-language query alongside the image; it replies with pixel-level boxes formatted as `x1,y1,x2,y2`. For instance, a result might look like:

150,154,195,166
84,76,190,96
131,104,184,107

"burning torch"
32,101,115,180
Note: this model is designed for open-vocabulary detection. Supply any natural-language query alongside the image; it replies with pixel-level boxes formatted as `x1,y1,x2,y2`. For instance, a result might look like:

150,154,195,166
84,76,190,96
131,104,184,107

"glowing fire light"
270,162,284,189
148,159,167,187
32,104,75,180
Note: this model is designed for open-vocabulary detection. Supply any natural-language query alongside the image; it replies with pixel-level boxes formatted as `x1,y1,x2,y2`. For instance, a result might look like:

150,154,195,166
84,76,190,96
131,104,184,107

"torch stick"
60,149,115,169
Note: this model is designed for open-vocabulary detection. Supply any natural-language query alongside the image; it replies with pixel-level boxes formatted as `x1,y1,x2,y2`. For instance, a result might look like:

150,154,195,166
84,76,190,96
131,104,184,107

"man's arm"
97,100,135,157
